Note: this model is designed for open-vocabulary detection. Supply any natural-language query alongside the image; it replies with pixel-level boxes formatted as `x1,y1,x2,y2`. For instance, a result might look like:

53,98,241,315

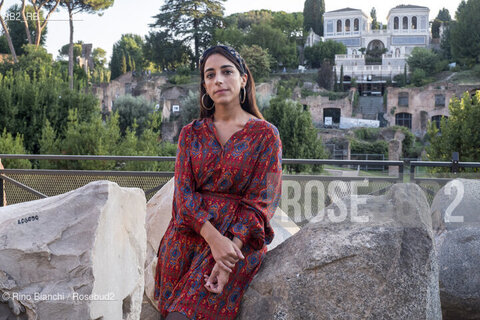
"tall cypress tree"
339,65,344,91
303,0,325,36
450,0,480,65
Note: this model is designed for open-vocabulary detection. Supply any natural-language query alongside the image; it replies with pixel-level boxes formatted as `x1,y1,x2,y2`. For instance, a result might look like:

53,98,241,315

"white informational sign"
324,117,333,126
339,117,379,129
172,105,180,112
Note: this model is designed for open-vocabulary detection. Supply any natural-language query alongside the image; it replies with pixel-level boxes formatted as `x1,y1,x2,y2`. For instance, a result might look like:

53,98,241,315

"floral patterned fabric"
154,116,282,319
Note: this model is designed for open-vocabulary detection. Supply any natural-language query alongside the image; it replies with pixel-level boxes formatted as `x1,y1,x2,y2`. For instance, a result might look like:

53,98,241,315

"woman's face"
203,53,247,107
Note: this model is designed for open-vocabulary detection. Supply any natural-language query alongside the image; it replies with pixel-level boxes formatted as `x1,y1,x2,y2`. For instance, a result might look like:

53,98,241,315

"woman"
154,45,282,320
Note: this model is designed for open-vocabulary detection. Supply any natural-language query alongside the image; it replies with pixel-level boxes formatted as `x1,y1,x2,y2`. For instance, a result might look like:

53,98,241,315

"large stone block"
0,181,146,320
239,183,441,320
431,178,480,319
142,178,299,318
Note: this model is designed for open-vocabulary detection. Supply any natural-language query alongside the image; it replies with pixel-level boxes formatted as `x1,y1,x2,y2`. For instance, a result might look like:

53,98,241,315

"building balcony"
336,54,365,60
390,28,429,34
335,65,407,80
363,29,390,36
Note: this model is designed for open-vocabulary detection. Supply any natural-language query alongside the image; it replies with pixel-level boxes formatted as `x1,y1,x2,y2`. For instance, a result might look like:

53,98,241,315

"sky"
0,0,463,61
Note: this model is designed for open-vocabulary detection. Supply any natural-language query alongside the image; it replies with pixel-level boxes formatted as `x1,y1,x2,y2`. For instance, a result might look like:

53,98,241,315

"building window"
354,18,359,31
421,16,427,30
345,19,350,32
412,16,417,29
398,92,409,106
327,20,333,33
395,48,401,57
395,113,412,129
435,94,446,107
353,49,357,55
403,16,408,29
337,20,342,32
432,115,447,129
394,17,399,29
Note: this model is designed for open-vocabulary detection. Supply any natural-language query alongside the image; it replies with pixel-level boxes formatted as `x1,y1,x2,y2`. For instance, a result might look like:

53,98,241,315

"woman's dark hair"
198,45,264,120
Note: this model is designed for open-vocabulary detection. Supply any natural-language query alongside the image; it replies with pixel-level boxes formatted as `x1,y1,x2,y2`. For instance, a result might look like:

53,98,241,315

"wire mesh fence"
2,155,479,218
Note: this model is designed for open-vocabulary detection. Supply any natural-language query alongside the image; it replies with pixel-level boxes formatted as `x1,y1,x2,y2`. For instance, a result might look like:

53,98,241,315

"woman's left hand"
204,262,230,294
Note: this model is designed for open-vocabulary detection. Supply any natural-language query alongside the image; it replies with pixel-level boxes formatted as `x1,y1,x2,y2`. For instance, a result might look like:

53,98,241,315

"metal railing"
1,155,404,208
410,156,480,204
3,154,479,226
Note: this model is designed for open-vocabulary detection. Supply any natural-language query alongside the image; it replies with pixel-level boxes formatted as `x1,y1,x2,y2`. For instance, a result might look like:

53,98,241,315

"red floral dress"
154,116,282,319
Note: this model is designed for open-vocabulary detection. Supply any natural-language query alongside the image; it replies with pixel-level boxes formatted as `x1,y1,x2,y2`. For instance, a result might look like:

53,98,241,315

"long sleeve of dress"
172,126,210,234
228,127,282,250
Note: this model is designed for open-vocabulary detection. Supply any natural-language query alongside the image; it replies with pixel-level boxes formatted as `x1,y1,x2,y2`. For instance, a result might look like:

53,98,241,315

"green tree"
303,0,324,36
317,59,333,90
151,0,225,67
407,47,439,74
440,22,452,60
110,34,144,79
225,10,273,30
58,41,83,61
92,47,106,68
60,0,114,89
427,91,480,162
144,30,192,71
370,7,379,30
264,88,326,173
112,94,155,136
0,46,98,153
213,25,246,49
0,129,31,168
239,45,271,81
246,22,297,69
304,40,346,68
339,64,344,91
431,8,451,39
272,11,304,40
0,4,47,56
411,68,427,87
450,0,480,65
0,1,18,62
90,47,110,83
27,0,60,46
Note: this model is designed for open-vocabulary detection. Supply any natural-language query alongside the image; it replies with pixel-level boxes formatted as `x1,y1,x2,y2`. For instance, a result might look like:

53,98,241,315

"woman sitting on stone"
154,45,283,320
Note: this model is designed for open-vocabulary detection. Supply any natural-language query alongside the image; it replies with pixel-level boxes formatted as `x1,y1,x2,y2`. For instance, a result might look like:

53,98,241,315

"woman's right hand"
200,221,244,272
208,234,245,272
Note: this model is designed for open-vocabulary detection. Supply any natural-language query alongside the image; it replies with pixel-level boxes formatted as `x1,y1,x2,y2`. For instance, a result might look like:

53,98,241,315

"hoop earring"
240,87,246,104
201,93,215,111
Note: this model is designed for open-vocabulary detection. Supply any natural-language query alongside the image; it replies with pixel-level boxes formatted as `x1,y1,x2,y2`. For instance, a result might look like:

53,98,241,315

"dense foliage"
427,91,480,162
303,0,324,36
263,87,326,173
151,0,225,66
304,40,346,68
450,0,480,65
109,34,145,79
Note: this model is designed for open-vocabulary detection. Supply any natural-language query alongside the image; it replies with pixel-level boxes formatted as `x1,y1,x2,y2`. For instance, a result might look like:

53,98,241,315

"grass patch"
448,68,480,84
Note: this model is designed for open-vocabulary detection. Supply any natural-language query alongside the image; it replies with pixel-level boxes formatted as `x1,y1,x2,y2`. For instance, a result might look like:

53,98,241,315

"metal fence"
0,155,175,206
410,159,480,204
2,154,479,226
1,155,403,208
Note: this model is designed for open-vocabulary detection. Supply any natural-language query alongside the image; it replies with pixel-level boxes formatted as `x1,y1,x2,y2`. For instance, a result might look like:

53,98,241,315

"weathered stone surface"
239,183,441,320
0,181,147,320
144,178,175,312
431,178,480,319
142,178,299,315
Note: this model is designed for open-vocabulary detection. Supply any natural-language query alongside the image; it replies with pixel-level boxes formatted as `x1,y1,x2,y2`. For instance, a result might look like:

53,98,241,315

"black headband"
200,45,246,75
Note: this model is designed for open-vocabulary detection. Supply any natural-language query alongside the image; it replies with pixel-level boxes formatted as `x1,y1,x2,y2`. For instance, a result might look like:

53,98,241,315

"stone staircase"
358,96,384,117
